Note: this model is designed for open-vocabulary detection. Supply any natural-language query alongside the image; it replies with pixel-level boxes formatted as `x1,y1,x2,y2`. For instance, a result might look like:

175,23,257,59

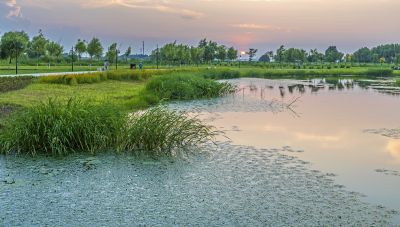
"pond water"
170,77,400,223
1,77,400,226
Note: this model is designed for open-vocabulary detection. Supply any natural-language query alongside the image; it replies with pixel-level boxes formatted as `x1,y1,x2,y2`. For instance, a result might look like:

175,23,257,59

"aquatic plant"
117,106,217,156
0,99,217,157
0,98,123,155
145,73,235,100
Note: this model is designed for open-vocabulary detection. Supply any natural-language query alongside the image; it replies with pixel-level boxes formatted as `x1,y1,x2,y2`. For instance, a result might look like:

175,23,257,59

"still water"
173,77,400,220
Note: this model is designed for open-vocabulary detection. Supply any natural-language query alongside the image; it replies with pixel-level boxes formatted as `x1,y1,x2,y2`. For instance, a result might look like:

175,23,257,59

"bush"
0,99,123,155
145,73,235,100
0,76,34,93
117,107,216,156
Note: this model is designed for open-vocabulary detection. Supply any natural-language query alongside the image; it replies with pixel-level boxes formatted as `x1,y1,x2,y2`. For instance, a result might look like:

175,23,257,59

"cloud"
231,23,283,31
4,0,22,19
80,0,204,20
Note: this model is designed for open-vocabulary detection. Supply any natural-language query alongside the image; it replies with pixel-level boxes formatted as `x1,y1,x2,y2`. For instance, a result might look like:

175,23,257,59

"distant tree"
106,43,118,64
259,52,271,62
29,30,49,65
46,41,64,64
248,48,258,62
203,40,218,63
308,49,324,63
284,48,307,63
87,37,103,61
275,45,286,62
190,46,204,66
160,41,177,65
325,46,344,63
216,45,227,61
0,31,30,64
371,44,400,63
227,47,238,61
75,39,87,62
352,47,372,63
124,46,132,62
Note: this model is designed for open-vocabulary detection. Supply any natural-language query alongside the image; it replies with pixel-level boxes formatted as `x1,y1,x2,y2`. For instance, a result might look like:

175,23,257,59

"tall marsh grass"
145,73,235,100
0,99,217,157
0,99,122,155
117,107,216,156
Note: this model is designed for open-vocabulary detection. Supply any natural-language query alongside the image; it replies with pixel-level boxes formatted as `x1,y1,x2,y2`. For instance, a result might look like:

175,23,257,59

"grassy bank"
0,71,228,156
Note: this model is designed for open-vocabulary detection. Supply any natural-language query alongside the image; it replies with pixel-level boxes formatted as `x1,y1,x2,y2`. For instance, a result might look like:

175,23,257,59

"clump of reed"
117,106,216,156
145,73,235,100
0,99,218,157
0,99,123,156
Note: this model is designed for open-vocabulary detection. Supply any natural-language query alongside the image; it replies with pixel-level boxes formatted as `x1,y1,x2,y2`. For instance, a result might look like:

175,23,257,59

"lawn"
0,80,145,110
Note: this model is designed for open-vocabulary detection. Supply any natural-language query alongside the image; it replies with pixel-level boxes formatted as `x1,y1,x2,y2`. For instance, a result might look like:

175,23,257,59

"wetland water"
1,77,400,226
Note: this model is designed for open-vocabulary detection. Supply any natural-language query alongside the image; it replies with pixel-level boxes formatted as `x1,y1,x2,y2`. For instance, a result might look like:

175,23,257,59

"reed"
117,106,217,156
0,98,123,155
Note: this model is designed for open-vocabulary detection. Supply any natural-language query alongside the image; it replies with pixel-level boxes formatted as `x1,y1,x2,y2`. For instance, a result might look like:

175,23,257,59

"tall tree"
75,39,87,62
106,43,118,64
46,41,64,64
248,48,258,62
275,45,286,62
325,46,344,63
352,47,372,63
259,52,271,62
216,45,227,62
29,30,48,66
190,46,204,66
308,49,324,63
0,31,30,64
87,37,103,61
202,40,218,63
227,47,238,61
124,46,132,62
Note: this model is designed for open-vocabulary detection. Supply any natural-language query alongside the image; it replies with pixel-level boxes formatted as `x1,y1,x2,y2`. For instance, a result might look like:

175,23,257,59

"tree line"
1,29,400,66
259,45,400,64
0,30,132,65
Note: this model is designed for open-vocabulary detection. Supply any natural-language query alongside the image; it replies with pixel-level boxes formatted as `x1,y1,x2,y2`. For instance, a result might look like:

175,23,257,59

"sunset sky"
1,0,400,54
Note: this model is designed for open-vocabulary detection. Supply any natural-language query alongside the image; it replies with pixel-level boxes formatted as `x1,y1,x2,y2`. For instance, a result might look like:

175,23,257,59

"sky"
1,0,400,55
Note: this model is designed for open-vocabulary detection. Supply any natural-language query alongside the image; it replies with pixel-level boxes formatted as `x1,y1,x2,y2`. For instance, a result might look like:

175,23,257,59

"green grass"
0,99,123,155
117,106,216,156
0,80,145,110
0,100,217,157
145,73,235,100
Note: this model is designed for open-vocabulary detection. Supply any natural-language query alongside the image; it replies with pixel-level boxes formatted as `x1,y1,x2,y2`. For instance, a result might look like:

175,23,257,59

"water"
1,77,399,226
171,77,400,223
